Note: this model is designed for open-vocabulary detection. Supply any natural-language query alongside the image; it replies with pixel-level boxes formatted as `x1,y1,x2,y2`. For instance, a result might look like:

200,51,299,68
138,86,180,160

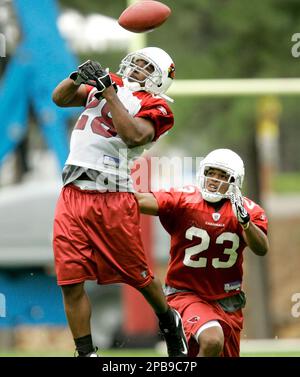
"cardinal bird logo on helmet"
168,63,175,79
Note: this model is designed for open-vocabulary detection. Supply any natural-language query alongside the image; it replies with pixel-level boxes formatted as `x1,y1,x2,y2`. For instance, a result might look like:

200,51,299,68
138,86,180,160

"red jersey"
153,186,268,300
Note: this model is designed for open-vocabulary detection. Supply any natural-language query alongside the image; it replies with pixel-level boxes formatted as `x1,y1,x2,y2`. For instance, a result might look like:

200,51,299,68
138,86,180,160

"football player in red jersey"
135,149,269,357
51,48,187,357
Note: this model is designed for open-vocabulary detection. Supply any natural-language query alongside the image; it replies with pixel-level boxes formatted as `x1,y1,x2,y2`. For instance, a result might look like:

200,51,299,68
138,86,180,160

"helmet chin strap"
201,184,235,203
201,190,224,203
123,78,143,92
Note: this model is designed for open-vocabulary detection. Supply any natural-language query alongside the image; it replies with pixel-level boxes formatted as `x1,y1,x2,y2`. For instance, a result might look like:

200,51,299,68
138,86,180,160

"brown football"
118,1,171,33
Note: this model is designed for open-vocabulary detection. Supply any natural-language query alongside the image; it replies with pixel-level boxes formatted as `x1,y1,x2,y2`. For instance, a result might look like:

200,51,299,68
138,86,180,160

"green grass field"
1,349,300,357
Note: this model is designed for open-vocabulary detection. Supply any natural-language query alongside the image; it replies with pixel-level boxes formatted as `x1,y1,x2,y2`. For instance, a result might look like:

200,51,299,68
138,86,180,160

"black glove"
69,60,103,86
69,70,87,86
70,60,116,93
230,187,250,229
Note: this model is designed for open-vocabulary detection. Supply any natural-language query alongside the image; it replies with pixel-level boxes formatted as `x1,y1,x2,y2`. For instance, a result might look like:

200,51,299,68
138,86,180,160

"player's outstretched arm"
230,188,269,256
52,60,105,107
242,223,269,256
135,193,159,216
52,78,88,107
102,87,155,147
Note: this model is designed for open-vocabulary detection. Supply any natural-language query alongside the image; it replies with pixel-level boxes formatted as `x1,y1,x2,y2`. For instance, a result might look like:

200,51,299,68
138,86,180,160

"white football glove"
230,187,250,229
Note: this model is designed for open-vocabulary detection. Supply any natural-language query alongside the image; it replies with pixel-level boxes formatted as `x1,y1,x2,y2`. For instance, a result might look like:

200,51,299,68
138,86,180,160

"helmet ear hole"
229,176,235,183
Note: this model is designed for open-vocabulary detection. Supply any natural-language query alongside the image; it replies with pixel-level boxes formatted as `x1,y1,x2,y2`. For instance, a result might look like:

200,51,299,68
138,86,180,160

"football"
118,1,171,33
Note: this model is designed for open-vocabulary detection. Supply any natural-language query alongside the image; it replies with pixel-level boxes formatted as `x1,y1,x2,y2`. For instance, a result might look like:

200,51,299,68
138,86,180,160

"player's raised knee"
198,329,224,357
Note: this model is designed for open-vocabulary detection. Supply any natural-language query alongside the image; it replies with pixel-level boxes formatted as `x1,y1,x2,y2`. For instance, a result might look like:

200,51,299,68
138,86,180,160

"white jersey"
65,74,174,191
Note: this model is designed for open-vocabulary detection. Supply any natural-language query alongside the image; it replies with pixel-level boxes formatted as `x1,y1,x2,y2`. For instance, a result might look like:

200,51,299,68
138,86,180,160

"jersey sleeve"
251,209,268,234
152,189,183,233
135,99,174,141
244,198,268,234
110,73,123,87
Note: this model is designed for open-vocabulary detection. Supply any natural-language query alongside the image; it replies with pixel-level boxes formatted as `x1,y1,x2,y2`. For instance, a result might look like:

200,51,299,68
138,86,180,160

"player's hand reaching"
69,60,117,93
230,187,250,230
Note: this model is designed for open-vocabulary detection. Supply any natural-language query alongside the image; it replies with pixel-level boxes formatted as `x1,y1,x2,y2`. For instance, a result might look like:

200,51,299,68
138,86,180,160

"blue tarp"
0,270,66,327
0,0,79,169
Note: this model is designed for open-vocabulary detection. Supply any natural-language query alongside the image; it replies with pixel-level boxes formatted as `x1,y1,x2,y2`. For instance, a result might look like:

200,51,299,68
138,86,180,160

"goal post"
168,78,300,96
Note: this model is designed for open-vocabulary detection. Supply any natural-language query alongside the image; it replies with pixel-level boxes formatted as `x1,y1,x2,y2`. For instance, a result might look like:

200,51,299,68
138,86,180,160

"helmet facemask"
117,47,175,101
197,165,239,203
118,52,162,93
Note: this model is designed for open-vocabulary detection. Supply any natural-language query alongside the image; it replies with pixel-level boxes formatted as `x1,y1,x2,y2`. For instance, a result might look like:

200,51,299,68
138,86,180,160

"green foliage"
273,172,300,193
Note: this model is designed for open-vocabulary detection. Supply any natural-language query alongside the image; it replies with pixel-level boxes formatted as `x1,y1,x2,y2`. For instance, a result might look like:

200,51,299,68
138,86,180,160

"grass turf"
1,349,300,357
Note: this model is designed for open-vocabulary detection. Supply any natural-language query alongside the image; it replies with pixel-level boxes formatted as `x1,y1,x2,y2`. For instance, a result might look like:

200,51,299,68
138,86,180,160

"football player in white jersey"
52,47,187,357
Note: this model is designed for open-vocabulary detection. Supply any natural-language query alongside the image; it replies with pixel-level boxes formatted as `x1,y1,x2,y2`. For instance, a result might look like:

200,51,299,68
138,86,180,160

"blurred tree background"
59,0,300,190
1,0,299,348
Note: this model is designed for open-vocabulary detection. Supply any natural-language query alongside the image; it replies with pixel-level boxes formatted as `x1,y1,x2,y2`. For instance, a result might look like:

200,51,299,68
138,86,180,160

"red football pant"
53,185,154,288
167,292,243,357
